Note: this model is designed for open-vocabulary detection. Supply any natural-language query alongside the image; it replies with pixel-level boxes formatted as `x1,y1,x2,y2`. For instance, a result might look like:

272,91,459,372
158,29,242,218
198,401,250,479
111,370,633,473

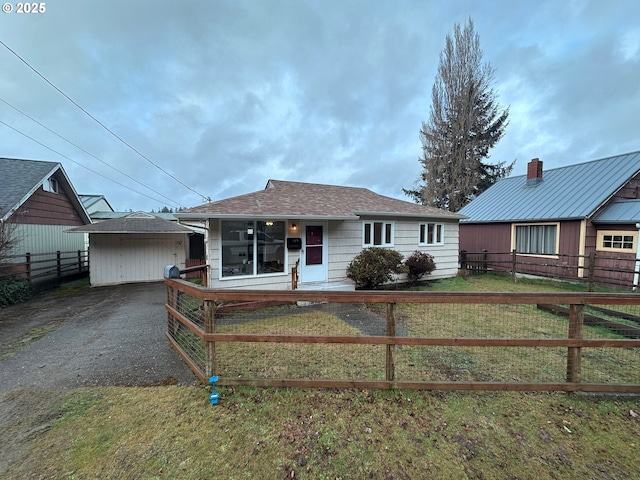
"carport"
66,212,194,286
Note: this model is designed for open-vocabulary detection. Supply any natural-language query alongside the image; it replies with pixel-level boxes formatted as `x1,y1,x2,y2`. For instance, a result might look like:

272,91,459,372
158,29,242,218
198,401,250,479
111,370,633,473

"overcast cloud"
1,0,639,212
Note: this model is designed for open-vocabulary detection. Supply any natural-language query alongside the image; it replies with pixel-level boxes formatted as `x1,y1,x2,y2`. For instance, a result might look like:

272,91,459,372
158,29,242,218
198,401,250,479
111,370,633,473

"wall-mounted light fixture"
291,223,297,230
266,221,274,226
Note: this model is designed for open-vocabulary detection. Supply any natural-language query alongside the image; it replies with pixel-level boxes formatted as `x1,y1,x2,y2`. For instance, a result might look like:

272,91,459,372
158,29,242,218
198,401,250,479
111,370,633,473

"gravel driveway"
0,281,196,394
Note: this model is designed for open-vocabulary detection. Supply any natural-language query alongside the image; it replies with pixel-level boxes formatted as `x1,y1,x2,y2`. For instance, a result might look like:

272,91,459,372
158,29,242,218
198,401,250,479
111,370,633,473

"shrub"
405,251,436,286
346,247,406,289
0,279,32,307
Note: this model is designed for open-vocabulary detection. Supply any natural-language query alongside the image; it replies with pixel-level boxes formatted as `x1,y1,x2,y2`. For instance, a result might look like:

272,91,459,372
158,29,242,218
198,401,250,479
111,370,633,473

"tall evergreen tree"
405,18,512,211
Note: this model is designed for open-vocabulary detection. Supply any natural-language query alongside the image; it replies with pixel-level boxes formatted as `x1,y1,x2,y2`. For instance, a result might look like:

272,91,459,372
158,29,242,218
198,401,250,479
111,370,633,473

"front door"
300,223,327,283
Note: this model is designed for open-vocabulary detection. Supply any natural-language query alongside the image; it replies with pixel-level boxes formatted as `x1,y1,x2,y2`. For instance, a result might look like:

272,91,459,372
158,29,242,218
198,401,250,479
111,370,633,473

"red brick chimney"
526,158,543,186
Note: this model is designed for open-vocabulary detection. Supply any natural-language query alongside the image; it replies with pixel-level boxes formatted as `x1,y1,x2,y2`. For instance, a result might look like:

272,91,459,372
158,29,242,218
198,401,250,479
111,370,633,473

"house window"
514,223,558,255
220,220,286,277
597,230,637,253
363,221,393,247
44,176,59,193
419,223,444,246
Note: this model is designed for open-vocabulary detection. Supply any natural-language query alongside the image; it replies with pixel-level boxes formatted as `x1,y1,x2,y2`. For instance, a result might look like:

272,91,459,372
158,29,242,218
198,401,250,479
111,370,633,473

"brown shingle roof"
65,212,193,234
178,180,463,219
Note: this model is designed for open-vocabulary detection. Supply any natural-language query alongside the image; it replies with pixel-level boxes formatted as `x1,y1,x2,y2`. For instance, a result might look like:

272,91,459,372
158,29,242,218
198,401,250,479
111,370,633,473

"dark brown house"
458,150,640,287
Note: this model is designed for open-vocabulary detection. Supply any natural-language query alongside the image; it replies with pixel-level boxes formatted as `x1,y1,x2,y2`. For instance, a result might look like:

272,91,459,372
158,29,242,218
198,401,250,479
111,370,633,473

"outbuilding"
67,212,192,286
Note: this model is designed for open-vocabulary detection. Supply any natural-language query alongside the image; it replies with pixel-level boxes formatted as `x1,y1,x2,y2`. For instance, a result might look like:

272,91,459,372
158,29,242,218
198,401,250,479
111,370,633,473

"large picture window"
419,222,444,246
221,220,286,277
363,221,393,247
514,224,558,255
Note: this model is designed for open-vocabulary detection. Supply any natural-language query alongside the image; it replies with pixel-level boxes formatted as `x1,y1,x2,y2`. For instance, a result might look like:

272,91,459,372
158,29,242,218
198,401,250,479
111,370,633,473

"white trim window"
514,223,558,255
363,221,394,247
419,222,444,246
44,176,59,193
597,230,637,253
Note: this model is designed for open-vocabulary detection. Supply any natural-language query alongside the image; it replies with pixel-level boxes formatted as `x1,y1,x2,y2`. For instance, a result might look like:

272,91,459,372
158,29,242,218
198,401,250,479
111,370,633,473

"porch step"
296,281,355,291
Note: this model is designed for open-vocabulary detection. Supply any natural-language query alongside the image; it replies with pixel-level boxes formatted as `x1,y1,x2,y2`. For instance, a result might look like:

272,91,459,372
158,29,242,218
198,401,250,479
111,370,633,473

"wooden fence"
460,250,640,290
0,250,88,287
165,278,640,393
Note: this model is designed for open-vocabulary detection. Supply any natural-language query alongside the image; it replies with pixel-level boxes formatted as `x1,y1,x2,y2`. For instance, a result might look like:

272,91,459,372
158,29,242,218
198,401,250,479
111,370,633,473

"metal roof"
592,200,640,224
459,150,640,223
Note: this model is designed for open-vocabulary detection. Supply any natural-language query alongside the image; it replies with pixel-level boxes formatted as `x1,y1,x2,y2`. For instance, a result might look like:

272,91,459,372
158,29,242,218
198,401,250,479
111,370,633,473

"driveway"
0,281,196,394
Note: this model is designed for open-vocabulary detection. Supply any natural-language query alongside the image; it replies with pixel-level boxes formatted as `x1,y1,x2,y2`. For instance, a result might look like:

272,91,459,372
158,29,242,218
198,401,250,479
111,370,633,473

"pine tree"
405,18,512,211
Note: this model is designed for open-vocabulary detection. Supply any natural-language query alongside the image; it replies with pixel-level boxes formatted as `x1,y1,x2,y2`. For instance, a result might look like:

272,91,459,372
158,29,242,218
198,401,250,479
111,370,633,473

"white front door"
300,222,327,283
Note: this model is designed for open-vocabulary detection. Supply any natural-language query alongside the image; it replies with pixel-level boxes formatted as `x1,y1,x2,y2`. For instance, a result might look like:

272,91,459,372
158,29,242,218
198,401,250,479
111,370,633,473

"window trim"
362,221,394,247
219,219,288,280
44,176,59,193
511,222,560,257
596,230,637,253
419,222,444,246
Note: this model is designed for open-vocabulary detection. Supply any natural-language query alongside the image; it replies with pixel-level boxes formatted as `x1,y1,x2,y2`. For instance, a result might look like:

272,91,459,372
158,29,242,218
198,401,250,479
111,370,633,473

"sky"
1,0,639,213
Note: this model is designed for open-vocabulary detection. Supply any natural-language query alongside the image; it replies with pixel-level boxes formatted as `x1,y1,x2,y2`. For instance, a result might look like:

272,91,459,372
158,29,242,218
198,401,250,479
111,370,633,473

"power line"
0,119,182,208
0,97,182,208
0,39,211,203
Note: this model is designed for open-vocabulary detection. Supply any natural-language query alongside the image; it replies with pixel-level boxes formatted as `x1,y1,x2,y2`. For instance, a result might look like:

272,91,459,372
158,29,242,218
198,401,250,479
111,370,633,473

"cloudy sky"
1,0,639,212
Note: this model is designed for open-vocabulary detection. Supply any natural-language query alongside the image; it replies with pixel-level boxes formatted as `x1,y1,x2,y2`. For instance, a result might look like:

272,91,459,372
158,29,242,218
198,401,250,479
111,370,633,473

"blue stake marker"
209,376,219,405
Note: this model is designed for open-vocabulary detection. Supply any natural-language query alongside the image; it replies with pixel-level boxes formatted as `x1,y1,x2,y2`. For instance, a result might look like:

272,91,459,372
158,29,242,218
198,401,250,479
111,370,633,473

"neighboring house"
79,194,115,216
66,212,192,286
0,157,91,269
458,150,640,285
176,179,464,290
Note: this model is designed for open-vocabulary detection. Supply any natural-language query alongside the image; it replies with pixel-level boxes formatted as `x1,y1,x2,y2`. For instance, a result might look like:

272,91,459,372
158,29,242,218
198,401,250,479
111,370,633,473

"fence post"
482,249,488,273
386,302,396,382
566,303,584,386
588,252,596,292
77,250,82,272
204,299,216,378
25,252,31,282
56,251,62,278
511,249,517,282
460,250,467,270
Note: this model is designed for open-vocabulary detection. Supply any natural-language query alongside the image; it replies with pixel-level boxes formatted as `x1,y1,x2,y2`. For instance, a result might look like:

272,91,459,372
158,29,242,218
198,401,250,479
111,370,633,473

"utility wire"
0,39,211,203
0,119,182,208
0,97,182,208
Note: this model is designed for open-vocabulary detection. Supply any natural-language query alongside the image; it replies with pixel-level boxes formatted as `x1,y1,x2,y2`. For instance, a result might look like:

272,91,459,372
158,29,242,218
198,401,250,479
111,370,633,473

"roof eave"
175,213,357,221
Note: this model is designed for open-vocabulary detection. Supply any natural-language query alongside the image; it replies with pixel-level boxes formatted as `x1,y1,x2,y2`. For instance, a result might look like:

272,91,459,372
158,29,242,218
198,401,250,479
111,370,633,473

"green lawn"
3,274,639,479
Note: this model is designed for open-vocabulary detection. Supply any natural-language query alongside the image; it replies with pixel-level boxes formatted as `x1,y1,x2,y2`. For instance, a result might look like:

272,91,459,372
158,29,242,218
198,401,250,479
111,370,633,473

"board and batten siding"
9,224,86,258
89,234,187,286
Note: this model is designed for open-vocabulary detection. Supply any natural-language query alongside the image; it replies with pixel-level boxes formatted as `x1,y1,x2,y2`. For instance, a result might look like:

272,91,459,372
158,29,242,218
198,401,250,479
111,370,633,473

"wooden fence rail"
460,249,640,291
165,278,640,393
0,250,88,286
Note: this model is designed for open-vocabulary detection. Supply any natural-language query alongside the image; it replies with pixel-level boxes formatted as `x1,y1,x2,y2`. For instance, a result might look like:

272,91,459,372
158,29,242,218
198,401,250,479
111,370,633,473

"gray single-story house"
176,179,464,290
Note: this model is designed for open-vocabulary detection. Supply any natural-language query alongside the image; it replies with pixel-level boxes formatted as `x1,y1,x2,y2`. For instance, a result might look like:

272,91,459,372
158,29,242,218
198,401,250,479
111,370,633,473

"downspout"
634,223,640,291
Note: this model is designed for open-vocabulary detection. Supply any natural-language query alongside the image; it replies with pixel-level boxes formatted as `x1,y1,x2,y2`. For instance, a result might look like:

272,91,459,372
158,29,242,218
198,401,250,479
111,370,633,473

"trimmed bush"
346,247,407,289
405,251,436,286
0,279,32,307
